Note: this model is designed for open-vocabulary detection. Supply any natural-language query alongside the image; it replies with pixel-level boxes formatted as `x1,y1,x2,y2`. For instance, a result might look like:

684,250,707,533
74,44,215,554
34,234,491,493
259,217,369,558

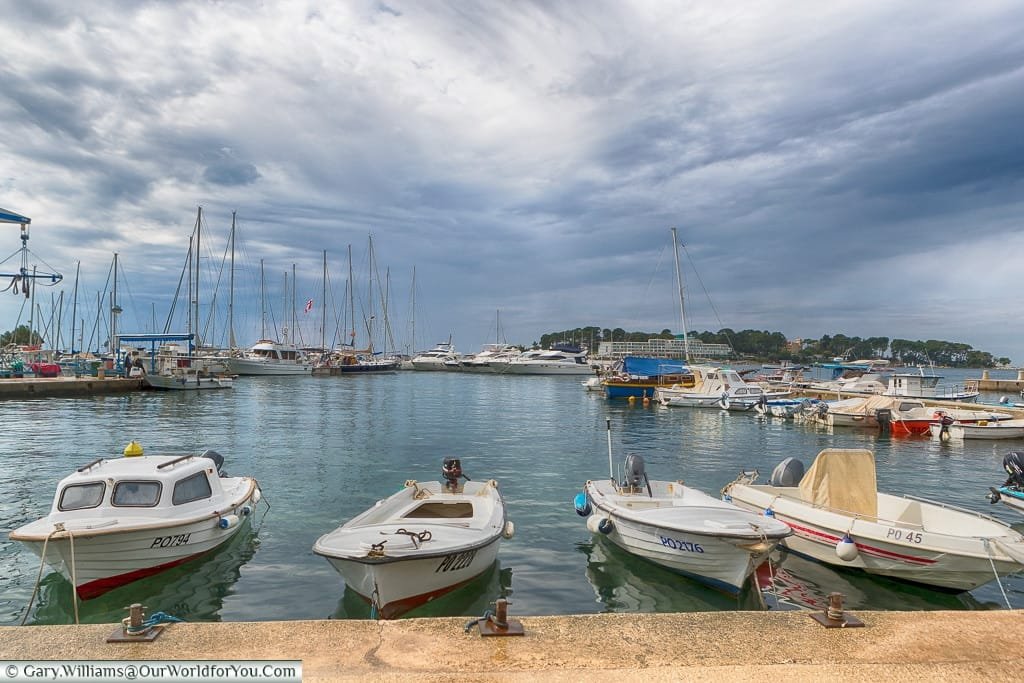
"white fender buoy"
836,534,859,561
587,515,613,535
503,520,515,539
218,514,240,530
252,487,262,504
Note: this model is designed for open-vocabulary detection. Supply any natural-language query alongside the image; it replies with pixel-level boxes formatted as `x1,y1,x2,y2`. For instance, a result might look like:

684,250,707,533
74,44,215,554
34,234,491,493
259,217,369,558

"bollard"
473,598,525,637
810,592,864,628
107,603,164,642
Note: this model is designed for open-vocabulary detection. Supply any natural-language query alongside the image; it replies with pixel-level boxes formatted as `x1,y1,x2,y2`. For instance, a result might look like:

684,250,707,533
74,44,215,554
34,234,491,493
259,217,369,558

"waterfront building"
596,338,732,360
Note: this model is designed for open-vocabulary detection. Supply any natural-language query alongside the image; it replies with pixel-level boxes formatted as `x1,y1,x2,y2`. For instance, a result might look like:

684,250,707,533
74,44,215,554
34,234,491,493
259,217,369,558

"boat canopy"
622,356,687,376
798,448,878,519
0,208,30,224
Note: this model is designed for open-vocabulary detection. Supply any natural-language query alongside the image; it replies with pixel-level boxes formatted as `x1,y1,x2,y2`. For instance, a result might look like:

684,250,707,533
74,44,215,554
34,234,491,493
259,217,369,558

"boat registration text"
150,533,192,548
436,549,476,573
659,535,705,553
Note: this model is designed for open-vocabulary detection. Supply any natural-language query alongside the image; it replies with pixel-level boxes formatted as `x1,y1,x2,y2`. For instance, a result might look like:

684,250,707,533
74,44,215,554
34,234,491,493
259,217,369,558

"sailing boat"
224,256,314,376
652,228,787,410
337,237,399,374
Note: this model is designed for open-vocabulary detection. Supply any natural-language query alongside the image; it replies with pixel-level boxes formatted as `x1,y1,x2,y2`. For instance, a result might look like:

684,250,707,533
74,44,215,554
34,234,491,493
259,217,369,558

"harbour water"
2,368,1022,625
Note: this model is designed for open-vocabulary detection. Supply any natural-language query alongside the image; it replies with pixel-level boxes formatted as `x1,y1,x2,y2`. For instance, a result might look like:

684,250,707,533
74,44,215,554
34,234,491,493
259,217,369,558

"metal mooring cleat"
467,598,525,637
106,603,164,643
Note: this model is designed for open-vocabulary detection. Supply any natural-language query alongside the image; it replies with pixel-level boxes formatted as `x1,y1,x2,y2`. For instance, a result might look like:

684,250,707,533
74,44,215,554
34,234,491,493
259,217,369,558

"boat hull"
12,482,260,599
583,480,790,593
224,359,312,375
724,482,1024,591
144,374,232,390
321,535,502,618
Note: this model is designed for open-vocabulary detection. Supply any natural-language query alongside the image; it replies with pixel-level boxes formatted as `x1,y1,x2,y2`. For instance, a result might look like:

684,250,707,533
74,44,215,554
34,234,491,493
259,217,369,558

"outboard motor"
201,449,227,477
621,453,652,496
442,457,469,492
1003,451,1024,488
875,408,892,435
768,457,805,487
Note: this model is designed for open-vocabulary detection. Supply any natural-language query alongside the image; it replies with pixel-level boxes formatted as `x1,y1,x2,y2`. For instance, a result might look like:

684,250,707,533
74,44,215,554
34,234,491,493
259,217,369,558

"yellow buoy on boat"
123,440,144,457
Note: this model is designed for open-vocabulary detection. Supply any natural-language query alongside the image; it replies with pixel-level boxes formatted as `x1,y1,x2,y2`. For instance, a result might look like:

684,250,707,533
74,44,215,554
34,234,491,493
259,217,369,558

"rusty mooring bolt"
810,592,865,628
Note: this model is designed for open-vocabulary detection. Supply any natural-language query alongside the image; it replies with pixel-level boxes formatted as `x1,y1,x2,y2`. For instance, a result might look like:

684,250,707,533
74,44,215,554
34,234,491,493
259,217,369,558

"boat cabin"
49,452,231,521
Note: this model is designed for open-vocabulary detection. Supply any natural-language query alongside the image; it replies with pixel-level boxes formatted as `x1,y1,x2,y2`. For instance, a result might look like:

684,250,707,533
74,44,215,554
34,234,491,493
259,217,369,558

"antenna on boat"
606,418,614,480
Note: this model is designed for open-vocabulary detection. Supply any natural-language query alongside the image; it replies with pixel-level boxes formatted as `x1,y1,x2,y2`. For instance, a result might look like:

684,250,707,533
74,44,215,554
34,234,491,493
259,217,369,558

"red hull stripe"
785,521,936,566
77,550,208,600
370,572,486,619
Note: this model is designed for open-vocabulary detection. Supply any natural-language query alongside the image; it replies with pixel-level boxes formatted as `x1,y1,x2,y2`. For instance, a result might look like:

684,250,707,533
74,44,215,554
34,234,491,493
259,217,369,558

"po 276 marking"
435,549,476,573
150,533,192,549
886,528,923,543
659,535,705,553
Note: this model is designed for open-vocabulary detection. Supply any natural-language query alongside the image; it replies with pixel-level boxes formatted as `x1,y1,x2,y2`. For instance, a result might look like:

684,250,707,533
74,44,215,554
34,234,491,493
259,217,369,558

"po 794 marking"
150,533,192,549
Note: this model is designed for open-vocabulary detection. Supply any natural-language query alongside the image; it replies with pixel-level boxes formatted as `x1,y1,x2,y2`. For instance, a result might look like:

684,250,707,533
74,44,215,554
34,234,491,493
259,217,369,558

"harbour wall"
0,377,143,400
1,610,1020,681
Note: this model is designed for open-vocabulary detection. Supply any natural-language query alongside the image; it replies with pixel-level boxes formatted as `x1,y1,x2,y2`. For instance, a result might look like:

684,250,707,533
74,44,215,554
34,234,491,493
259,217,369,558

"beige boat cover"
798,448,878,518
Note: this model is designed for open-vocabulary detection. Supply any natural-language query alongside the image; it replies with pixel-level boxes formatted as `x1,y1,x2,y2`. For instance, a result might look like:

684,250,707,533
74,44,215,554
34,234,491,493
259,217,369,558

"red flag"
304,298,313,314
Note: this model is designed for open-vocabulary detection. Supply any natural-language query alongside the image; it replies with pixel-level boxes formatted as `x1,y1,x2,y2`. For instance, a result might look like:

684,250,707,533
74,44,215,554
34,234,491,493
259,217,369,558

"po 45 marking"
885,528,923,543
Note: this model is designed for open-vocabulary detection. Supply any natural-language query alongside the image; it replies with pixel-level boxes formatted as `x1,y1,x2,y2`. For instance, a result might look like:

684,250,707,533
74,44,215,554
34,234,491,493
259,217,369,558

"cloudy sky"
1,1,1023,360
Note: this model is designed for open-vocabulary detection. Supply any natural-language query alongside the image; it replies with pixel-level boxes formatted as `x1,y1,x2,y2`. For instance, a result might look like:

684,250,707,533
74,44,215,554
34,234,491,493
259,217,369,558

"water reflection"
27,525,261,625
757,548,994,612
578,537,765,612
329,561,513,620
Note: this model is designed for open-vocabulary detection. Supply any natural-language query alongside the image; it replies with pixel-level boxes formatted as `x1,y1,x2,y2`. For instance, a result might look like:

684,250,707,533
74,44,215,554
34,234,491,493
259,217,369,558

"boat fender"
836,534,858,561
587,515,614,534
503,521,515,539
218,514,239,530
573,492,592,517
764,508,775,517
240,505,253,517
252,487,262,504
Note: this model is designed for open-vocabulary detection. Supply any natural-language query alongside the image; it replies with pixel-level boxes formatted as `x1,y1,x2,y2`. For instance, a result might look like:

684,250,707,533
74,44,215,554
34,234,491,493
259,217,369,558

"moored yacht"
410,340,461,371
500,343,592,375
225,338,313,376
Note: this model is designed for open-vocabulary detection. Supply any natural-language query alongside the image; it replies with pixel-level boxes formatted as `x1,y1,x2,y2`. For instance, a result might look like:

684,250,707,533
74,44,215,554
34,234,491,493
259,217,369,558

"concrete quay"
1,610,1021,681
0,376,143,399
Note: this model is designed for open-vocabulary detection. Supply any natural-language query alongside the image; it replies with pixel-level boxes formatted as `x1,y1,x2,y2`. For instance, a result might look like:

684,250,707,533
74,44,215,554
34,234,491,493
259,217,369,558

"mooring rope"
21,529,57,626
983,538,1013,610
68,529,79,625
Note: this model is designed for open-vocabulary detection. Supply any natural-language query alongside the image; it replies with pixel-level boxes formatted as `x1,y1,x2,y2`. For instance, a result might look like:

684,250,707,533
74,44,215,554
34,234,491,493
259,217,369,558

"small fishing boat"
10,442,262,600
723,448,1024,591
987,451,1024,515
574,420,792,594
313,458,513,619
929,417,1024,440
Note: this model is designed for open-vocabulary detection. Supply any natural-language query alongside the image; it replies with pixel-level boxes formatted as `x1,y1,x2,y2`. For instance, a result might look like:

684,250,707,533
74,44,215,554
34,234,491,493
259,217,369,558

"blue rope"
126,611,185,635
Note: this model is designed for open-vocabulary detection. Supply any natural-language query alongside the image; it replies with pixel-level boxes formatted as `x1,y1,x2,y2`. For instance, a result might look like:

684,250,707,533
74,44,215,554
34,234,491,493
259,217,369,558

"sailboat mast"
228,211,236,350
110,253,118,356
291,262,297,345
321,250,327,353
70,261,80,353
671,227,690,363
348,244,355,347
194,207,202,350
260,259,266,340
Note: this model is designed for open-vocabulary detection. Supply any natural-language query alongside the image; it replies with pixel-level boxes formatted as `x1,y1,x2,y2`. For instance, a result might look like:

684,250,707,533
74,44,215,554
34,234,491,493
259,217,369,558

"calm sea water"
2,367,1022,625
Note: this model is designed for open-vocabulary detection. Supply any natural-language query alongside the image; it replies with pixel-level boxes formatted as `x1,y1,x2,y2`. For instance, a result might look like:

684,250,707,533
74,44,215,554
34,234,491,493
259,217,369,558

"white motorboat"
460,344,520,372
140,343,233,391
409,340,461,371
723,448,1024,591
313,458,513,619
987,452,1024,515
9,443,262,600
225,339,313,375
500,343,593,375
574,421,792,593
929,417,1024,440
654,365,789,410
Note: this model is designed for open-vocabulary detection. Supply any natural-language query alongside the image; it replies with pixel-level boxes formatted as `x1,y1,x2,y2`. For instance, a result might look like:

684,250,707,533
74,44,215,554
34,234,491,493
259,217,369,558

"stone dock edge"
2,610,1020,681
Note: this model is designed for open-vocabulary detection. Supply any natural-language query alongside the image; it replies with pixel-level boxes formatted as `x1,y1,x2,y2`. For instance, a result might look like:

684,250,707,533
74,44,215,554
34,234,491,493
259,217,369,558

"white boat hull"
224,358,312,375
313,479,508,618
724,481,1024,591
501,363,594,375
583,479,790,593
929,420,1024,440
144,373,232,390
13,479,260,599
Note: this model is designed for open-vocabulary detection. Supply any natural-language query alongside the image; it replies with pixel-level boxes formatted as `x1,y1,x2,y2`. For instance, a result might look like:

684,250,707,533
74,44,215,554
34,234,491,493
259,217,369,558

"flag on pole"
304,298,314,314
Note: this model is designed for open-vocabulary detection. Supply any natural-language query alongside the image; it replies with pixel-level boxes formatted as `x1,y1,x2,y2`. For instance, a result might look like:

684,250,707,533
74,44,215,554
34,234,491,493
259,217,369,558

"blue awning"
0,208,31,224
623,356,688,376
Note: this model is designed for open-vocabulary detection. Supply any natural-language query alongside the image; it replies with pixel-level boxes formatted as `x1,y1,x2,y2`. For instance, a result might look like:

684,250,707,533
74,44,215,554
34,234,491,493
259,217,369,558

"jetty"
971,369,1024,394
1,610,1020,681
0,376,143,400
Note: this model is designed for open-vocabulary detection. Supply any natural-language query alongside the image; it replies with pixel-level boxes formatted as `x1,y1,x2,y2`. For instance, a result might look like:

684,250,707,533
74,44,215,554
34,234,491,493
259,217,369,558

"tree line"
536,327,1010,368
